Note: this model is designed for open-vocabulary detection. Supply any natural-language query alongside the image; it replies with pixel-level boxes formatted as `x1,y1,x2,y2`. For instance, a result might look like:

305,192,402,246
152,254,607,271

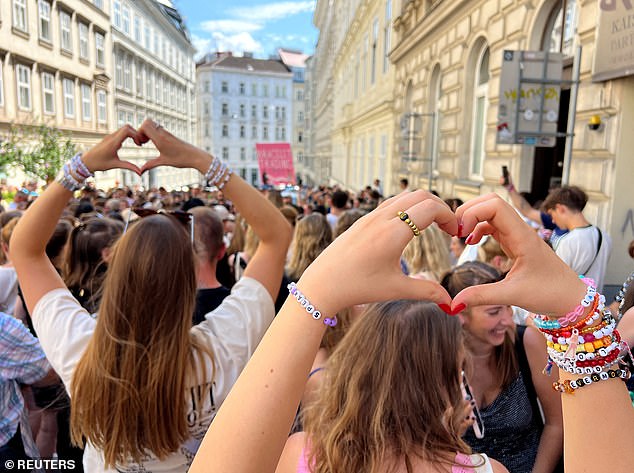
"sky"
172,0,318,59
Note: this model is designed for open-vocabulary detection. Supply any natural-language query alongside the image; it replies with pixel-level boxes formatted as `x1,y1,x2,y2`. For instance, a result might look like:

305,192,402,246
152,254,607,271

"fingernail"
451,303,466,315
465,234,474,245
457,222,463,237
438,303,452,315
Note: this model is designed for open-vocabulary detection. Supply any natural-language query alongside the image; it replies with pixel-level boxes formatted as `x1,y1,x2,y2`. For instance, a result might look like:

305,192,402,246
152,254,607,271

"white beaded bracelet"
287,282,337,327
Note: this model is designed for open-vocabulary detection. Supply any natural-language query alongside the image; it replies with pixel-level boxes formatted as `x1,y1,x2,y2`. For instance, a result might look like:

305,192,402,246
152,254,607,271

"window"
42,72,55,114
146,68,153,100
240,126,245,138
81,84,91,121
113,0,121,28
281,107,286,120
263,84,268,97
263,106,268,119
239,82,245,95
251,105,257,119
282,86,287,98
546,0,579,57
221,81,228,93
371,18,379,84
296,90,303,101
383,0,392,73
204,80,210,93
221,103,228,116
153,29,158,54
123,56,132,91
155,75,160,103
252,83,257,96
252,126,257,139
97,90,106,123
16,64,31,110
204,102,209,116
122,6,130,35
134,16,141,43
79,23,89,59
115,52,123,87
470,46,489,178
298,131,303,143
203,121,210,137
60,11,72,52
144,21,150,49
298,111,304,122
95,32,105,67
240,147,246,160
263,126,268,139
39,1,52,42
222,125,229,137
93,0,104,9
13,0,28,32
281,128,286,140
240,104,245,118
251,169,258,185
222,147,229,160
63,78,74,117
136,62,143,95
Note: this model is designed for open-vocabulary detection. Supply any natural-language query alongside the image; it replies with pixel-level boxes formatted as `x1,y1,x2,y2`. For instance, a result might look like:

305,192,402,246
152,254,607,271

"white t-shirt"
32,277,274,472
553,225,612,292
0,266,18,315
326,212,338,230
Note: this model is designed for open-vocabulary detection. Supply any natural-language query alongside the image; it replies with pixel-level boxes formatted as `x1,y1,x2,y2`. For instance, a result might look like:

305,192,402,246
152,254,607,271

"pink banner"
255,143,295,186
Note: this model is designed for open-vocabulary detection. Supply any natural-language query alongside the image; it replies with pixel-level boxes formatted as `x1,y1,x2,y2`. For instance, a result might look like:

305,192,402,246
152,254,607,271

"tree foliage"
0,123,76,183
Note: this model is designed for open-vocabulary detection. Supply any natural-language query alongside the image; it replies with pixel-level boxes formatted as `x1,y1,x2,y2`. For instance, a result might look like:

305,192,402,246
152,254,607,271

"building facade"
310,0,633,291
0,0,114,182
196,53,293,187
110,0,197,189
278,48,309,186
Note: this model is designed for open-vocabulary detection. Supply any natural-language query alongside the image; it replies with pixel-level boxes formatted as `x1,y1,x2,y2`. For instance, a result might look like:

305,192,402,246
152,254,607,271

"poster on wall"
497,50,563,147
592,1,634,82
255,143,295,186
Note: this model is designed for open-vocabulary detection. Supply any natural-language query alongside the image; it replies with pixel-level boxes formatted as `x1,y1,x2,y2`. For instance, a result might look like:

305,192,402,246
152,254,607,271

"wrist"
193,149,214,175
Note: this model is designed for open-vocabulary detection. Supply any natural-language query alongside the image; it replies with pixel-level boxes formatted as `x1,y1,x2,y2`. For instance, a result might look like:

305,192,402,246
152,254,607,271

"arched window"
469,46,489,178
428,64,442,172
543,0,578,56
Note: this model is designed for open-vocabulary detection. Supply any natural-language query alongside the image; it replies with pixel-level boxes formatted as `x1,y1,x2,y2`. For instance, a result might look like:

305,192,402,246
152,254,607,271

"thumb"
140,156,164,173
392,276,452,306
117,160,142,176
451,280,510,311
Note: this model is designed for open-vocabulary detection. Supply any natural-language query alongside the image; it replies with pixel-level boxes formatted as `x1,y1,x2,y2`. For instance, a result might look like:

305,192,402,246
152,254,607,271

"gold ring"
397,211,421,237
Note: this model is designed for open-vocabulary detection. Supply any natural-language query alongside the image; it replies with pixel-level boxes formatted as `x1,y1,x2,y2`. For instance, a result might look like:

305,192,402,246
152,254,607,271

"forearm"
11,183,71,264
507,188,539,223
531,424,562,473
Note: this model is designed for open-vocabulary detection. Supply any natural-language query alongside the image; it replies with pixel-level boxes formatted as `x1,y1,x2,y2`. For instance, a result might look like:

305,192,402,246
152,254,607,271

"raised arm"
500,175,541,224
11,126,141,314
189,191,457,473
453,194,634,473
137,120,292,300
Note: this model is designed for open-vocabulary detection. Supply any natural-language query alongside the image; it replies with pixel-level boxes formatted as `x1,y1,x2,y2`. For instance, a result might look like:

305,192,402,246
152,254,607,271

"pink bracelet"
558,277,597,328
287,282,337,327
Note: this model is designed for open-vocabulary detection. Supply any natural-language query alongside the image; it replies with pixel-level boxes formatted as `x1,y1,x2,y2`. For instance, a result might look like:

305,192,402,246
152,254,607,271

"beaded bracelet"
203,157,234,188
287,282,337,327
70,152,93,180
533,293,602,332
552,368,630,394
56,163,83,192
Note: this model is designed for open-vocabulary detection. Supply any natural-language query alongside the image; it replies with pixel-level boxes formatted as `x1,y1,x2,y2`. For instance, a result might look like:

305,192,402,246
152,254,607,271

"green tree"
0,123,76,183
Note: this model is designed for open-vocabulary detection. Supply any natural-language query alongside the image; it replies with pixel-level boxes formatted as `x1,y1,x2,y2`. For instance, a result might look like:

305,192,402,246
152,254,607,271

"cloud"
191,34,212,57
228,1,315,22
212,32,264,55
200,20,262,34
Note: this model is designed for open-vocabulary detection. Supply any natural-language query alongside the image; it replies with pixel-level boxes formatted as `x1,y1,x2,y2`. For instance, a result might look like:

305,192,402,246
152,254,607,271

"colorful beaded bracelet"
552,368,630,394
287,282,337,327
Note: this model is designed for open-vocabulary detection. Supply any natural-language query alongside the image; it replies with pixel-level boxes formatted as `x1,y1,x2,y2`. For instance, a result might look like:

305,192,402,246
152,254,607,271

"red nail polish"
465,234,474,245
457,222,463,237
438,303,453,315
451,303,466,315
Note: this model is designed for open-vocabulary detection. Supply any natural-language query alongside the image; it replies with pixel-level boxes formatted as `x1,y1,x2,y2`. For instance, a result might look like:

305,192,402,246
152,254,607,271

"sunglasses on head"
124,208,194,243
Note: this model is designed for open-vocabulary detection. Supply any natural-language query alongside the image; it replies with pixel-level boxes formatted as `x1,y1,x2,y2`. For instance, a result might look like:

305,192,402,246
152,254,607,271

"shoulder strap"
581,226,603,276
515,325,544,426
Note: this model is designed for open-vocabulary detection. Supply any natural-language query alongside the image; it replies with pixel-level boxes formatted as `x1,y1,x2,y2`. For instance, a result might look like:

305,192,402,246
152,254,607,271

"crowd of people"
1,121,633,473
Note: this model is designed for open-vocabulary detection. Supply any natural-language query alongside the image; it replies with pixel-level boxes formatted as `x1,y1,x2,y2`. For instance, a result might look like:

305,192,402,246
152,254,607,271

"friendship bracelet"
287,282,337,327
55,163,84,192
217,170,233,190
533,294,602,332
552,368,630,394
557,278,597,327
70,152,93,179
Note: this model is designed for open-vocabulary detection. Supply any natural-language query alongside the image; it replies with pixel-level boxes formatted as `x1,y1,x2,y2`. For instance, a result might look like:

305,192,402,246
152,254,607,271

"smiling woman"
442,261,563,473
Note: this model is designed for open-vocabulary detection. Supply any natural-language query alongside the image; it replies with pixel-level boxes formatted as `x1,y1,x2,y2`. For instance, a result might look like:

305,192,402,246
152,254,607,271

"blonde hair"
304,300,471,472
286,214,332,281
70,216,214,468
401,224,452,281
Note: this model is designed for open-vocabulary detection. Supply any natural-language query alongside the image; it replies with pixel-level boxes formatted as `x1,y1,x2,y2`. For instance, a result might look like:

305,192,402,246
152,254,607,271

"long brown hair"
304,300,470,473
286,213,332,281
70,215,213,468
441,261,518,391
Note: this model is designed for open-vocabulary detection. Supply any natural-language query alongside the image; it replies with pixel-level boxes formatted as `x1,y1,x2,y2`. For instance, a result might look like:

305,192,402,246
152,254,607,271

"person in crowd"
501,174,567,247
280,205,299,229
399,178,410,192
477,237,512,275
0,217,20,315
542,186,612,291
63,217,124,314
444,198,464,213
442,262,563,473
450,236,467,265
286,213,332,283
0,311,57,466
10,121,292,471
326,190,348,230
8,189,29,211
189,191,634,473
402,223,452,281
332,209,365,239
371,178,383,196
189,206,231,325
